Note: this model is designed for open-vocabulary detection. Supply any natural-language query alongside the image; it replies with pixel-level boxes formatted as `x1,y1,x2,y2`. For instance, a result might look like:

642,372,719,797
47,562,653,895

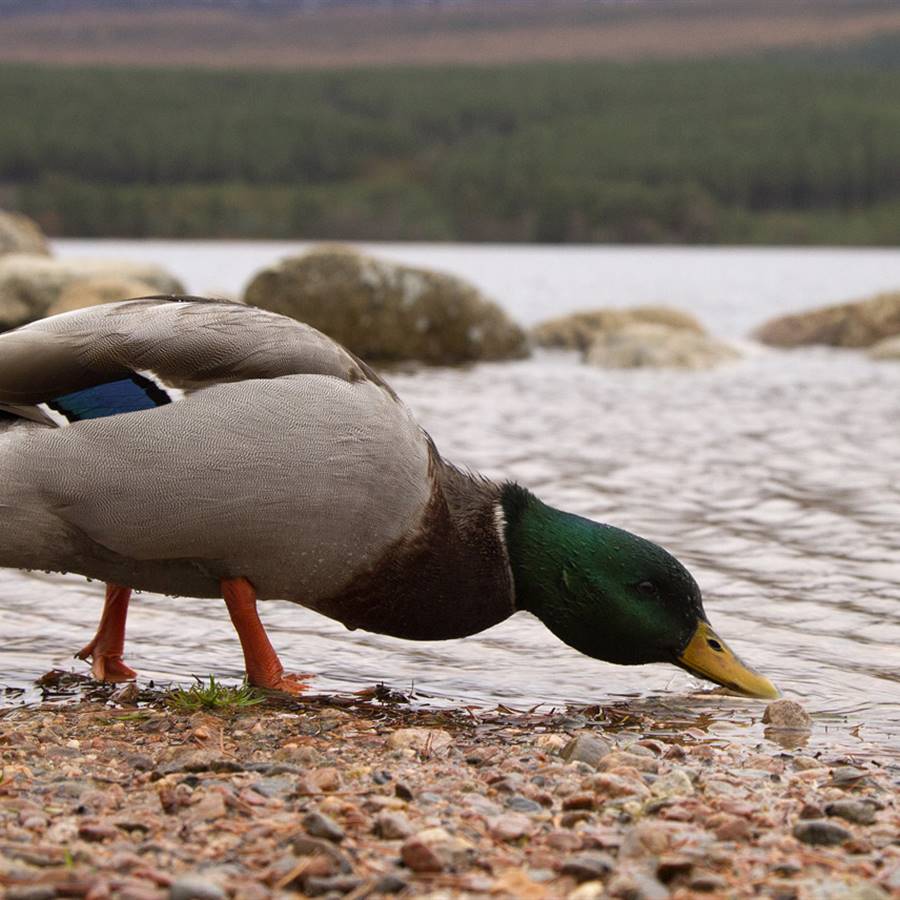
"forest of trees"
2,38,899,243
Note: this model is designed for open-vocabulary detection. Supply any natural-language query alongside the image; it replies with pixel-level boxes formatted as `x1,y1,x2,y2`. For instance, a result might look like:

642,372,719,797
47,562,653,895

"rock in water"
0,210,51,258
243,245,528,365
0,254,183,331
869,334,900,360
531,305,706,351
45,275,158,317
585,323,740,370
762,700,812,730
754,291,900,348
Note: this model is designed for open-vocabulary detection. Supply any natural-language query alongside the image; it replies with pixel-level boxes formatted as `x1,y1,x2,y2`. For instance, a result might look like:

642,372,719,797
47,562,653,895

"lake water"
3,241,900,754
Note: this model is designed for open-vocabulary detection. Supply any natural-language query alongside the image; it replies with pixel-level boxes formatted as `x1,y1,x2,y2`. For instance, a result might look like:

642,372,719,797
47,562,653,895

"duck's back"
0,298,432,603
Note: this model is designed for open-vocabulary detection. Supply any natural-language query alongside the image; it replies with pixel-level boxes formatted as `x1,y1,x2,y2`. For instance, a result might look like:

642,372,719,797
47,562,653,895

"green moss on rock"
243,246,528,365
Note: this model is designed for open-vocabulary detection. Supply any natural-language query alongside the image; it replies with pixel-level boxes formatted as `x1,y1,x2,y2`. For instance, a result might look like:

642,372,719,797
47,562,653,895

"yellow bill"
677,620,778,699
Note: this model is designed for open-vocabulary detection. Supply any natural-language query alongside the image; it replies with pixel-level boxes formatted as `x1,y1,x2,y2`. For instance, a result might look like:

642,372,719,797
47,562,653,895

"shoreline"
1,678,897,899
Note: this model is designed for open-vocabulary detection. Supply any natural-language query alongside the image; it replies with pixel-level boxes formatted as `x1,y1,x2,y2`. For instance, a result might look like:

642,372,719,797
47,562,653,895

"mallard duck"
0,297,777,698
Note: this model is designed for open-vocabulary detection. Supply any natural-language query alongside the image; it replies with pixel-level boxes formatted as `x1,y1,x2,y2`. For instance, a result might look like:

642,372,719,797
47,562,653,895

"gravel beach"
1,676,897,900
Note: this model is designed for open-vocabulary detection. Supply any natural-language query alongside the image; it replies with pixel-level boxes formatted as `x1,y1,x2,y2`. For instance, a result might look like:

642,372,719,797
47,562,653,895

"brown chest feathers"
314,453,515,641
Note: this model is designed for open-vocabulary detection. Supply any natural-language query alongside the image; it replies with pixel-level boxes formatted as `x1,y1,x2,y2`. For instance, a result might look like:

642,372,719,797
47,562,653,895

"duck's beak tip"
677,620,778,700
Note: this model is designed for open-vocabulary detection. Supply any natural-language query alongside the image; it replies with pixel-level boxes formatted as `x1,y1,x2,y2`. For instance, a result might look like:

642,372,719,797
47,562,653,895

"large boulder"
0,210,51,258
243,246,528,365
869,335,900,361
754,292,900,348
45,275,159,318
532,306,705,352
585,323,740,370
0,254,183,330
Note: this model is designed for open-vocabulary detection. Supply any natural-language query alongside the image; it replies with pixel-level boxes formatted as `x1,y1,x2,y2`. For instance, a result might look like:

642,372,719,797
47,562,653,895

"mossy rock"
0,254,183,331
0,210,51,258
754,292,900,348
585,323,740,370
243,246,528,365
532,306,705,352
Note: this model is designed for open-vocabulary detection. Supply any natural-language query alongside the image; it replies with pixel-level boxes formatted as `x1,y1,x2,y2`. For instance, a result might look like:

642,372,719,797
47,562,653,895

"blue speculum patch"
48,375,170,422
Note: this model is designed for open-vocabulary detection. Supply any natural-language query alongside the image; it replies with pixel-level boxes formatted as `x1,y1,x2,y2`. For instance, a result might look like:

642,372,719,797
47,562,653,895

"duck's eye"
637,581,656,595
707,639,723,652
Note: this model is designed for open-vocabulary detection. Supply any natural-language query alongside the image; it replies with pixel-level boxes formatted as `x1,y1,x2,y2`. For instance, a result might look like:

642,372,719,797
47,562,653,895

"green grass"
166,676,265,713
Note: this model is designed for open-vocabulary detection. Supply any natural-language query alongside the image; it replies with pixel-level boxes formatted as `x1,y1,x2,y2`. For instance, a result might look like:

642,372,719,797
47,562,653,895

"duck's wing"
0,295,393,425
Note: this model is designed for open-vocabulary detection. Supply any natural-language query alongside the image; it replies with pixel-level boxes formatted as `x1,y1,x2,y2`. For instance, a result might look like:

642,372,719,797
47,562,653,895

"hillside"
1,0,899,69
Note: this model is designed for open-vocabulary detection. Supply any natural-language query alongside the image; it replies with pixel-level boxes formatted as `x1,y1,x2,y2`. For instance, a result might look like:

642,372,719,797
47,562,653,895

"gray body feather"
0,298,514,639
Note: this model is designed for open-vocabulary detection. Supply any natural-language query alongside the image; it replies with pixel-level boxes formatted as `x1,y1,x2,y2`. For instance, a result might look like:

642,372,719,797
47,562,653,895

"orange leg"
76,583,138,682
221,577,312,694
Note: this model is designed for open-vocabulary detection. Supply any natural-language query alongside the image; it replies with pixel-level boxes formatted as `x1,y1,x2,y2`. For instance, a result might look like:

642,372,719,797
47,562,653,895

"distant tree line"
2,43,900,243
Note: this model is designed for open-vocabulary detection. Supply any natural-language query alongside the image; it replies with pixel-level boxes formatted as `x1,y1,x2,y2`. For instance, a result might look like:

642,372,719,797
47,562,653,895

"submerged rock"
243,245,528,365
532,305,705,351
0,210,51,258
0,254,183,331
754,291,900,348
585,323,740,370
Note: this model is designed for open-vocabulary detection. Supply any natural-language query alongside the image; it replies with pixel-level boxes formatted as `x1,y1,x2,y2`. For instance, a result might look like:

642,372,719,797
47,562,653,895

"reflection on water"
2,348,898,753
2,243,899,753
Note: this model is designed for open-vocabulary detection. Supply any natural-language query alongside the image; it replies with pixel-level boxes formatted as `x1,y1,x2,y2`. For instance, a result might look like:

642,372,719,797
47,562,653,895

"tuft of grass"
166,676,264,713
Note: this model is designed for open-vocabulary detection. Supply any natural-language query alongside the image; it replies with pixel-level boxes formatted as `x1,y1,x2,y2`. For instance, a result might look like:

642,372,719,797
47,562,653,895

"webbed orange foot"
221,577,315,695
76,583,137,683
267,672,315,695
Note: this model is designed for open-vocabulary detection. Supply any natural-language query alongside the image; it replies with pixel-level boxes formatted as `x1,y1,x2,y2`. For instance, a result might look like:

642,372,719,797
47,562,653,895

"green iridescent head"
500,484,777,698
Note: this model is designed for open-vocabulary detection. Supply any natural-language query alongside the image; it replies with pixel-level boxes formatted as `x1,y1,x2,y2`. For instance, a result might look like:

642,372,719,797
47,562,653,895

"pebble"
690,873,728,892
371,874,409,894
303,810,345,842
487,812,534,842
374,810,413,840
597,751,659,774
534,733,567,753
6,889,56,900
830,766,869,788
386,728,453,756
560,851,615,882
110,682,141,705
560,735,612,768
591,772,651,799
568,883,606,900
656,855,694,883
309,767,342,792
607,871,670,900
507,794,543,813
79,822,120,842
303,875,364,896
650,769,694,799
169,875,226,900
400,827,473,873
562,792,596,810
712,814,751,841
825,799,877,825
292,835,353,874
793,819,852,846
